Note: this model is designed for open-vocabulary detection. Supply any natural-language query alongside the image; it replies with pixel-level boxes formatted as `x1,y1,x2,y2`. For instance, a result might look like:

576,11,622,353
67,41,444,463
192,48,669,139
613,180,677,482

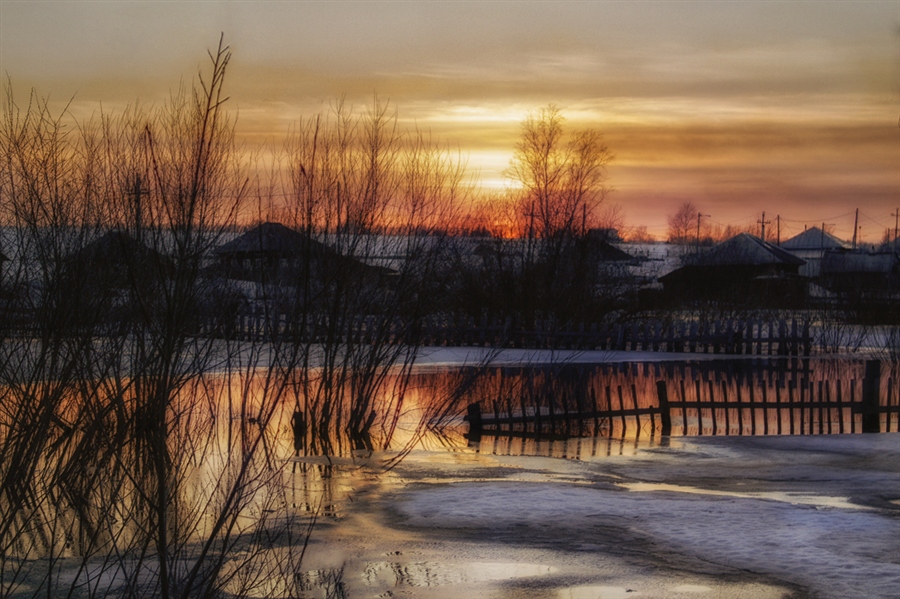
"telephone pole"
696,212,709,252
757,211,771,242
892,207,899,248
131,174,149,244
852,208,859,251
776,214,781,246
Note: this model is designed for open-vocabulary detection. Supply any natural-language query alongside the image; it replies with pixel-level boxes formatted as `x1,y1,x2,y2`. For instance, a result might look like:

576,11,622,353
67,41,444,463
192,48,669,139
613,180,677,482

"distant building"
659,233,806,306
65,230,172,291
819,251,899,294
213,222,392,284
210,221,398,317
586,227,623,243
780,227,850,277
55,231,174,328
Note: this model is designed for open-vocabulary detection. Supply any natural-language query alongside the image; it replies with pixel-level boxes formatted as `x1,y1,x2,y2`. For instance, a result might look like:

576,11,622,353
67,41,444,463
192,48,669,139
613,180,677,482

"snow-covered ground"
299,434,900,598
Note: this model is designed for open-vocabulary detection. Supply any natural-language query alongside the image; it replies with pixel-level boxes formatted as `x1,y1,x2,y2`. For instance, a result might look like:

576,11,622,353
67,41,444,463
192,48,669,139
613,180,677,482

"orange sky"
2,1,898,241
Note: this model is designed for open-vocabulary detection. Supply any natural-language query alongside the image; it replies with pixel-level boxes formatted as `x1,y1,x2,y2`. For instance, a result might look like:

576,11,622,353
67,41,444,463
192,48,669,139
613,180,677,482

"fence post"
862,360,882,433
465,403,483,437
802,320,811,356
657,380,672,437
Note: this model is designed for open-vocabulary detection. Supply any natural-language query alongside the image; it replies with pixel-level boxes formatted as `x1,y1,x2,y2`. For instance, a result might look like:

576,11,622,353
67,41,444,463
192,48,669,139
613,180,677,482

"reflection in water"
1,357,895,596
450,359,899,455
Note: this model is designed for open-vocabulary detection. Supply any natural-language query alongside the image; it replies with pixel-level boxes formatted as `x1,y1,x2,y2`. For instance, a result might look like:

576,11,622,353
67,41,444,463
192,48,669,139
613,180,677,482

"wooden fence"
465,360,898,438
207,310,813,356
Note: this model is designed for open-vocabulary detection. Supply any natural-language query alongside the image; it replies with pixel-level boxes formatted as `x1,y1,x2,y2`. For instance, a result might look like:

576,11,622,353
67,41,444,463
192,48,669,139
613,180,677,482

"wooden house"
213,222,392,284
57,230,174,328
781,227,850,277
659,233,806,306
820,251,899,293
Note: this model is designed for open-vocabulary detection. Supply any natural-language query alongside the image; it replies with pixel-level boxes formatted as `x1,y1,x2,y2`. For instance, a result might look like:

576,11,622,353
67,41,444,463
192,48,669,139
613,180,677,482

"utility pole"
696,212,709,252
131,174,149,244
776,214,781,246
757,211,771,242
852,208,859,251
892,207,899,248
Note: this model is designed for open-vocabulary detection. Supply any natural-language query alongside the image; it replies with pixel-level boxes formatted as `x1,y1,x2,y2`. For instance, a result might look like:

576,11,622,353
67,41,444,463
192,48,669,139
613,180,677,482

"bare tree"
498,106,615,322
506,105,611,257
667,201,698,245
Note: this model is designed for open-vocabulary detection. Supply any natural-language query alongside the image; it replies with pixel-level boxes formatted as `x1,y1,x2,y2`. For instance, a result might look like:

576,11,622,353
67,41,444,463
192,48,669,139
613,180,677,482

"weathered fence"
204,310,813,356
465,360,898,438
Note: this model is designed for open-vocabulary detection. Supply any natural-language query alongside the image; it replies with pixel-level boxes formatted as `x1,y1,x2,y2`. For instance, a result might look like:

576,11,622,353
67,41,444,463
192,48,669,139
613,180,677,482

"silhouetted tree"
667,201,698,245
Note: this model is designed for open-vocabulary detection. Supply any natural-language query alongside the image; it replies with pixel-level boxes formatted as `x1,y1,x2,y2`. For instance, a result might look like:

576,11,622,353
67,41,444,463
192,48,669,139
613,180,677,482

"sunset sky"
1,1,897,241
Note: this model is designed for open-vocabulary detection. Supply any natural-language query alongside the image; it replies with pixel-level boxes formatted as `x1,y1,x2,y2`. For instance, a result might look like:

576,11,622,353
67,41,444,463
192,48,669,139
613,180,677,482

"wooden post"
520,392,530,434
616,385,626,435
788,380,796,435
862,360,882,433
657,381,672,437
695,378,704,434
722,380,730,435
748,376,757,435
630,384,641,436
836,380,844,435
466,403,482,431
818,380,825,435
775,380,783,435
802,321,811,357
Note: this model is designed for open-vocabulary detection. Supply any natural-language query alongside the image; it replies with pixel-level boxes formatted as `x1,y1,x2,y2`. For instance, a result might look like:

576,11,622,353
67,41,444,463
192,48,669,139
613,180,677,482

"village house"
780,226,850,277
659,232,806,307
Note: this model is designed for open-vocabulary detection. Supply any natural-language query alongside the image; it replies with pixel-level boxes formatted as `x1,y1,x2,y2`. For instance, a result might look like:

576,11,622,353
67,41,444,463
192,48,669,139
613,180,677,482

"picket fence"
206,311,813,357
465,360,898,438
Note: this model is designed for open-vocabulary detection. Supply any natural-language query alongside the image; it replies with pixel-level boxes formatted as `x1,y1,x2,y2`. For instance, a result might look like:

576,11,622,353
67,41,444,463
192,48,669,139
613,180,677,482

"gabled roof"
781,227,849,251
215,222,331,257
689,233,805,267
72,231,169,267
64,230,173,288
584,237,639,262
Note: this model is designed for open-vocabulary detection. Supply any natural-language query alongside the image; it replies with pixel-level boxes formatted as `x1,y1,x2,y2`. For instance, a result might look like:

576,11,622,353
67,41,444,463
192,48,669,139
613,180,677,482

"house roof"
781,227,850,251
214,222,396,278
63,230,173,288
586,238,638,262
215,222,332,257
72,231,169,266
689,233,805,267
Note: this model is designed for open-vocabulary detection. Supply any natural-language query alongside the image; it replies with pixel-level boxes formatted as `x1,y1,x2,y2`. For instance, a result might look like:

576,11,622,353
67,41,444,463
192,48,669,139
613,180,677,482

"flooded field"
2,356,898,598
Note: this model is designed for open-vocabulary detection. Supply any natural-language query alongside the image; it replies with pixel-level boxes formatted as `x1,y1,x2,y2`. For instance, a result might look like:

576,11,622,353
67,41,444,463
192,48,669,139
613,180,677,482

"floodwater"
2,357,898,598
